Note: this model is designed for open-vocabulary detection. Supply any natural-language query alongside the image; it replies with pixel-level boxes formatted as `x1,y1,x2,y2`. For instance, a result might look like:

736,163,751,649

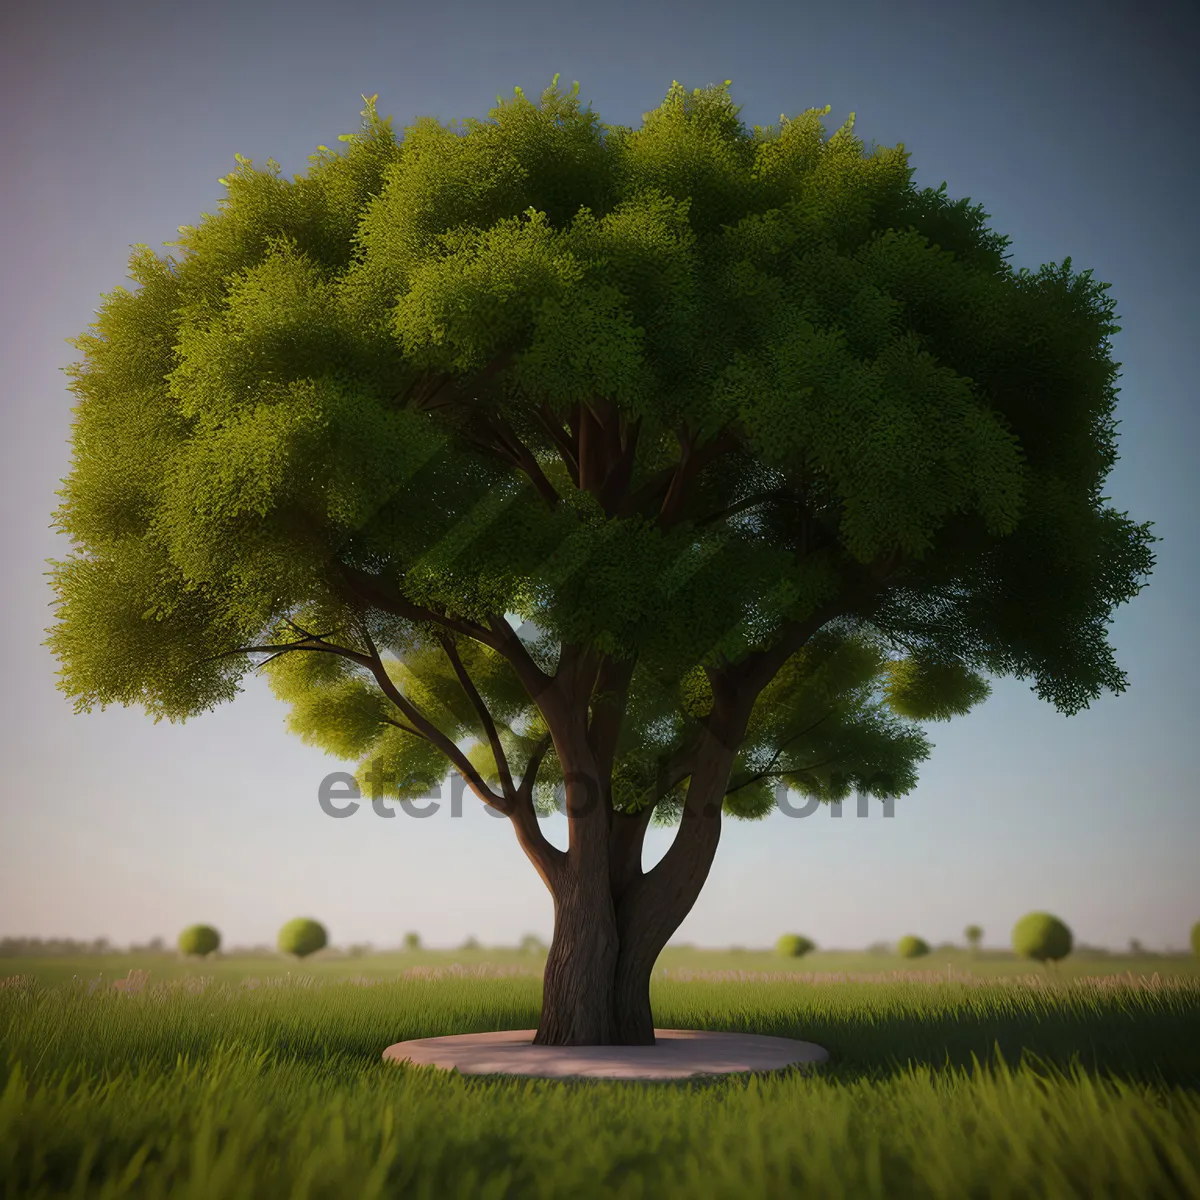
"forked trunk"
532,777,729,1045
533,876,665,1046
527,706,739,1046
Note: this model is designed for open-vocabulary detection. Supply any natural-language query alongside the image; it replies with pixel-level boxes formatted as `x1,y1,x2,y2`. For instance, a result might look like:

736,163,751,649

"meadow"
2,950,1200,1198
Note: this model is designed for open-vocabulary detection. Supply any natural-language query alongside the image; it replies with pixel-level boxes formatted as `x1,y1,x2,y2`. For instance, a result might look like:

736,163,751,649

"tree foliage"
897,935,930,959
177,924,220,957
776,934,816,957
1011,912,1073,962
49,75,1156,850
278,918,327,958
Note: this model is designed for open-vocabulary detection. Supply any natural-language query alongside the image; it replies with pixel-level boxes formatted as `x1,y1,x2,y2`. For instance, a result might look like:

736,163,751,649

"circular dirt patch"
382,1028,829,1080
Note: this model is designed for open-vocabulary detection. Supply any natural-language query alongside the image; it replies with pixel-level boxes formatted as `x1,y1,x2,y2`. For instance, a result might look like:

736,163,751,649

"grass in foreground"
2,972,1199,1198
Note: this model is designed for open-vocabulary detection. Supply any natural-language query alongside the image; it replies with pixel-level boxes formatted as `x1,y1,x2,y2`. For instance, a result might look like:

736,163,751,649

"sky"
1,0,1195,954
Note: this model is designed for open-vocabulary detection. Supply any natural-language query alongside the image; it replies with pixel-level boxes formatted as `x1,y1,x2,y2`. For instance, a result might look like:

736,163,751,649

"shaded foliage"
49,74,1156,837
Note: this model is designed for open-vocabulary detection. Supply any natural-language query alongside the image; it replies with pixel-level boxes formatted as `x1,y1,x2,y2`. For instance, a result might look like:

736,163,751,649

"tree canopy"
50,76,1155,833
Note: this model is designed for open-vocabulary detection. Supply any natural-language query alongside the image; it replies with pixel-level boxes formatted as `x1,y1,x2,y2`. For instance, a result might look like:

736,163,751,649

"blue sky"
1,0,1194,953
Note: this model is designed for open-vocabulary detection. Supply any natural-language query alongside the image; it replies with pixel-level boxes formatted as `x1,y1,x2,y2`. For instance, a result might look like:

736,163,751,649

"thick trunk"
527,668,743,1046
534,865,620,1045
534,872,661,1046
532,740,734,1046
611,922,658,1044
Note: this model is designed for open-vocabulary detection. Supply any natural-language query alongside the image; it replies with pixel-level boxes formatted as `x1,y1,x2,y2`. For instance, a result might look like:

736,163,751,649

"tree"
1012,912,1072,963
403,931,422,951
776,934,815,958
178,924,221,957
964,924,983,952
520,933,548,954
278,918,327,958
48,77,1157,1046
897,935,930,959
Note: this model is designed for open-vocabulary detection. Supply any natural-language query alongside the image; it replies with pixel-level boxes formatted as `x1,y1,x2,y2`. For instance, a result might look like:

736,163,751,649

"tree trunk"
532,754,732,1046
611,921,658,1044
529,696,742,1046
534,863,621,1045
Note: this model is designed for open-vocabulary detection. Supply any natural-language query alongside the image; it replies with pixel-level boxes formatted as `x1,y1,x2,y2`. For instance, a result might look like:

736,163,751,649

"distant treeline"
0,937,132,957
0,937,1178,958
0,937,378,958
0,938,277,957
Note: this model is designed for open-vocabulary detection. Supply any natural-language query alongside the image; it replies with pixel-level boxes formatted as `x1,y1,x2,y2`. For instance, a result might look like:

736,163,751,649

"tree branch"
381,715,426,739
617,425,741,524
598,412,642,514
353,622,512,815
694,489,799,529
586,655,637,784
532,400,580,487
723,712,836,794
436,631,517,803
721,546,906,704
481,411,563,509
334,564,504,650
517,732,555,802
484,613,557,710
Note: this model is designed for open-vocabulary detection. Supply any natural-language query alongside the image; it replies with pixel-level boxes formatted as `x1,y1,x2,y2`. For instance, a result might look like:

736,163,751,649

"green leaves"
49,74,1156,813
394,209,582,375
513,284,653,412
882,652,992,723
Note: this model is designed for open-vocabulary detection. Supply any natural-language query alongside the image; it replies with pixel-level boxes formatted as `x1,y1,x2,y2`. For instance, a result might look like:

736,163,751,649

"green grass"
2,966,1199,1197
7,945,1199,990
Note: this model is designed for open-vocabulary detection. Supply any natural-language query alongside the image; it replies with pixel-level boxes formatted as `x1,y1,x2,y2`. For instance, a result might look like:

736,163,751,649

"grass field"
7,944,1200,989
3,954,1200,1197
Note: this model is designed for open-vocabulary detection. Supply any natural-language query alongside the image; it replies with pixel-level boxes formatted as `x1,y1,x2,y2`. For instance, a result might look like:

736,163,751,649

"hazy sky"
1,0,1195,953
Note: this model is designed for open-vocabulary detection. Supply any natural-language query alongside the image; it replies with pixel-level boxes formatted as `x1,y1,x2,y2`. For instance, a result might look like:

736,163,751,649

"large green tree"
49,78,1156,1045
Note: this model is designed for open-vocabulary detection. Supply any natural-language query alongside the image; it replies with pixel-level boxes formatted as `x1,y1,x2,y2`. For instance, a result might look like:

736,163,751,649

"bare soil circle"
382,1028,829,1080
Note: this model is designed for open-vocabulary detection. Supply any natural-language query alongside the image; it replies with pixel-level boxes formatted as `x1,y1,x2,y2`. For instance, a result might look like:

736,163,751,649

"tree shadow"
713,998,1200,1089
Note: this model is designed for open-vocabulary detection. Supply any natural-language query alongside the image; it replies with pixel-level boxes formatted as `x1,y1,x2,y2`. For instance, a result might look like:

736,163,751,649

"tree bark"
530,726,739,1046
534,863,621,1045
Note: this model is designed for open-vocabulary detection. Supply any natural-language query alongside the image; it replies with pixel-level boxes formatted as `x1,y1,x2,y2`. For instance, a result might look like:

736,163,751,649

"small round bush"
1012,912,1073,962
178,924,220,957
1190,921,1199,960
277,918,328,959
897,935,930,959
776,934,816,958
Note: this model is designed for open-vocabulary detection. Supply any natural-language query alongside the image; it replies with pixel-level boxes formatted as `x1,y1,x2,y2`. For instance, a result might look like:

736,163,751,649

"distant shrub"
403,932,421,951
897,935,930,959
519,934,547,955
461,936,482,951
1191,922,1200,959
1012,912,1073,962
177,924,220,957
964,925,983,951
277,918,328,959
776,934,816,958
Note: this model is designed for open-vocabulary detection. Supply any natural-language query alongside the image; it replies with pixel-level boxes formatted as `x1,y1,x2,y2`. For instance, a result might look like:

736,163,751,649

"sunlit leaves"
882,650,993,722
49,72,1157,812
